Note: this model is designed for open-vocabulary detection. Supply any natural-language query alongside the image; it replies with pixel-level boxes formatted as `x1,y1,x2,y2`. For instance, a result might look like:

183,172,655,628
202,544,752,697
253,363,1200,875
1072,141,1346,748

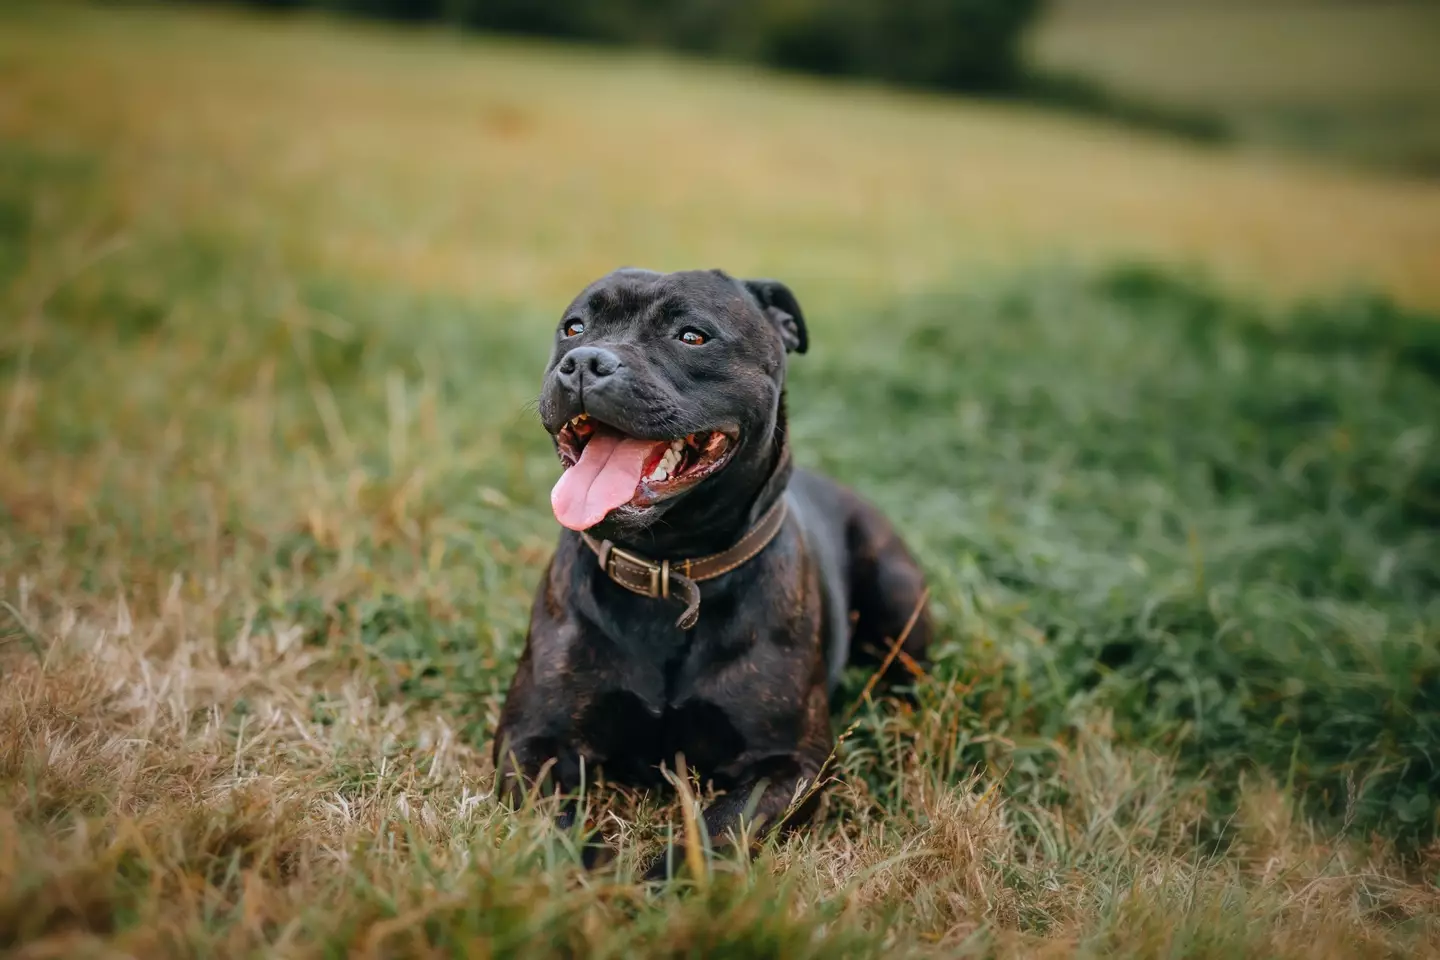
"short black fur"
494,268,932,880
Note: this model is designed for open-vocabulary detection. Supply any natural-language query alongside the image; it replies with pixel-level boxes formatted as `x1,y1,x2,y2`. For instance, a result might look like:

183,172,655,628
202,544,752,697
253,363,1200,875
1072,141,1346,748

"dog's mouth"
550,413,738,531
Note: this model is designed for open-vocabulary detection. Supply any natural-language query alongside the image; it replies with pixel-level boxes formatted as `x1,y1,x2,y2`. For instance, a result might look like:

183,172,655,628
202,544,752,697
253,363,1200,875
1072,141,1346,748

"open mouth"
550,413,737,531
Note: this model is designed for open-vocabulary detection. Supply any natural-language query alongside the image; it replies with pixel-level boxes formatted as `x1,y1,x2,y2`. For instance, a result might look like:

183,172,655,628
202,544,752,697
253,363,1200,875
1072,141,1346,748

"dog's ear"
743,278,807,354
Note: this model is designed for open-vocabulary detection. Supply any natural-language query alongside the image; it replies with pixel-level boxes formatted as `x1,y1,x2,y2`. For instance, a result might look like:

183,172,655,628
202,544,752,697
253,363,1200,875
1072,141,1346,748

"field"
3,2,1440,957
1032,0,1440,174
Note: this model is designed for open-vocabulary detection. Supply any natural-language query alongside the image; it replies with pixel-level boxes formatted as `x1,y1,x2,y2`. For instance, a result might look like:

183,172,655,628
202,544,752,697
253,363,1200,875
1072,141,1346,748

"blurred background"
3,0,1440,953
5,0,1438,309
224,0,1440,176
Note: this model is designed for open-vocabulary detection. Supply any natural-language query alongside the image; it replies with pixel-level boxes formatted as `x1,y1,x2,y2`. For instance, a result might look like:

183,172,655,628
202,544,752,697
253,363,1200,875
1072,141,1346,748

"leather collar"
580,494,790,630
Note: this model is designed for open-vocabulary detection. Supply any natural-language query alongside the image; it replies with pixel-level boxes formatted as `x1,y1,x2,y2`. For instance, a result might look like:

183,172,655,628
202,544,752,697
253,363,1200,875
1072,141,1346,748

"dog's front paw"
638,845,684,885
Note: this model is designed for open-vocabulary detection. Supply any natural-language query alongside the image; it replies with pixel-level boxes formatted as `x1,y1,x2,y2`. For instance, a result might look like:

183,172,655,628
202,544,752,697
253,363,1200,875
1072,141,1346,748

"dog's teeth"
648,466,668,482
670,439,684,452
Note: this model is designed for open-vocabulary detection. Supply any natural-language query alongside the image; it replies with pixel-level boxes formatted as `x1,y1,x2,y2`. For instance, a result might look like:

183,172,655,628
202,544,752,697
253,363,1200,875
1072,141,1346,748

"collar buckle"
600,544,670,600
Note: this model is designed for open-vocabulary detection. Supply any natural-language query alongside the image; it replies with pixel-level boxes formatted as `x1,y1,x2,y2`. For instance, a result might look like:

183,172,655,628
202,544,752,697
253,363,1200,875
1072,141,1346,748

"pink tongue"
551,428,668,531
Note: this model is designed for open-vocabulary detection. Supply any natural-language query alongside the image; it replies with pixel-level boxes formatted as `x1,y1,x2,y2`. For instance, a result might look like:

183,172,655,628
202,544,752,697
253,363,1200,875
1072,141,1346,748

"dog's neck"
598,406,793,560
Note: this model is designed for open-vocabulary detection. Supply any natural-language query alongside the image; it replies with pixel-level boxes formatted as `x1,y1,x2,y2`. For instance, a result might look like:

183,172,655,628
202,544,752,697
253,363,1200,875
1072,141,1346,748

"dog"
492,268,931,879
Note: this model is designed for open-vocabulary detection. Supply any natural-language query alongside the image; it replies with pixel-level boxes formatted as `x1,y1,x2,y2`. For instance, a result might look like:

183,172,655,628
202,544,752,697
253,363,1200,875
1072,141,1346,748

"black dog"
492,268,931,878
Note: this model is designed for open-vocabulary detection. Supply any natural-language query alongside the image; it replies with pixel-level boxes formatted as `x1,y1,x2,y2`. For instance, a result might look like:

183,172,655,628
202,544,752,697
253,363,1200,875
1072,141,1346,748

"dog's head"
539,268,806,541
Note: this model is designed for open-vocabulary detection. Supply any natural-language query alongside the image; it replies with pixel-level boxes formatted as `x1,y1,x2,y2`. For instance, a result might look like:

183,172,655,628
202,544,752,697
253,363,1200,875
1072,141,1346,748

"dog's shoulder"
785,465,888,544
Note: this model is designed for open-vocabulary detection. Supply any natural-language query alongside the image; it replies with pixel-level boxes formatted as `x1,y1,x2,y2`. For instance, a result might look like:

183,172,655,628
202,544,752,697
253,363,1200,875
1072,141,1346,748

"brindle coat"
492,268,931,879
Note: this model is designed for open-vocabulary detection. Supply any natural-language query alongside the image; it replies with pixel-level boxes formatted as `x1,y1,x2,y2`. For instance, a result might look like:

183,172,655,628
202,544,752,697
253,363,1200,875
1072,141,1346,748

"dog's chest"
575,689,748,785
570,618,770,783
561,532,822,785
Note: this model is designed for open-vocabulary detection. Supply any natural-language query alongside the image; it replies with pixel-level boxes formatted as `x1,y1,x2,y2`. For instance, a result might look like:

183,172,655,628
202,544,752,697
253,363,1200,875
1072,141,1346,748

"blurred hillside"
171,0,1440,173
1033,0,1440,173
4,2,1436,310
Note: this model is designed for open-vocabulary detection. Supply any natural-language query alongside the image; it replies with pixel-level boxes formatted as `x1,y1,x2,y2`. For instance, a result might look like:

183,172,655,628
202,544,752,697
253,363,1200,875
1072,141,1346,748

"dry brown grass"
5,619,1438,956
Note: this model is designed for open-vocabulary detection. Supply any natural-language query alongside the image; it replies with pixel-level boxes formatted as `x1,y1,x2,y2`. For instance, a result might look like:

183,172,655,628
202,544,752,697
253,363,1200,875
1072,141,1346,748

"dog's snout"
557,346,621,392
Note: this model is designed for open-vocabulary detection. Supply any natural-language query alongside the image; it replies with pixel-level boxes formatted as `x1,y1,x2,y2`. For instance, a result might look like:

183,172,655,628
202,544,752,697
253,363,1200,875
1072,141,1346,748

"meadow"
1033,0,1440,174
2,3,1440,957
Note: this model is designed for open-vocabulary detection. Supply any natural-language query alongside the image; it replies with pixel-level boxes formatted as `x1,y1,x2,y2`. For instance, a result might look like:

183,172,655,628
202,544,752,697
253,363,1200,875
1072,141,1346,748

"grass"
1032,0,1440,175
3,2,1440,956
3,2,1440,310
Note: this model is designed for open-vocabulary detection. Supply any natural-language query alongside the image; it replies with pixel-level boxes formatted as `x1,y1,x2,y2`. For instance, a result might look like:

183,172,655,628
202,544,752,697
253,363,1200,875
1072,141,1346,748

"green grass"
3,3,1440,957
1033,0,1440,174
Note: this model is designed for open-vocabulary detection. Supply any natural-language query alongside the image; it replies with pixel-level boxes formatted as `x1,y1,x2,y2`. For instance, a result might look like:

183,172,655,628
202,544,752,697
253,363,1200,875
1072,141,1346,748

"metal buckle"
606,547,669,600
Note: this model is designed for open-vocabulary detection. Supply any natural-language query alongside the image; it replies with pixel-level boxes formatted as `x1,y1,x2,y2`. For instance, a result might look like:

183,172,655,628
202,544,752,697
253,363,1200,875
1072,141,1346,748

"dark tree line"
224,0,1048,93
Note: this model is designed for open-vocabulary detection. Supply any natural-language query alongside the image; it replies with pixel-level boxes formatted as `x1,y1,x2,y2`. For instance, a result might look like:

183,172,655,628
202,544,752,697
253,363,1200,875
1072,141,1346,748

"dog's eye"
678,329,707,346
562,319,585,338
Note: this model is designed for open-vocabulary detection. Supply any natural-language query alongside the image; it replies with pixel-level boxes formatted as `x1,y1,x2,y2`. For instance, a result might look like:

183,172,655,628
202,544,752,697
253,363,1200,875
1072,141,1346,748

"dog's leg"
493,556,622,865
639,759,821,883
494,735,614,869
554,797,615,870
845,504,932,683
640,685,831,883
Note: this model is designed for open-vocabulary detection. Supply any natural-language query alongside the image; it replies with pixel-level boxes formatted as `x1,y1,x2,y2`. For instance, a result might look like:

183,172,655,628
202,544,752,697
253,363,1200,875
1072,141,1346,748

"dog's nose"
557,346,621,393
